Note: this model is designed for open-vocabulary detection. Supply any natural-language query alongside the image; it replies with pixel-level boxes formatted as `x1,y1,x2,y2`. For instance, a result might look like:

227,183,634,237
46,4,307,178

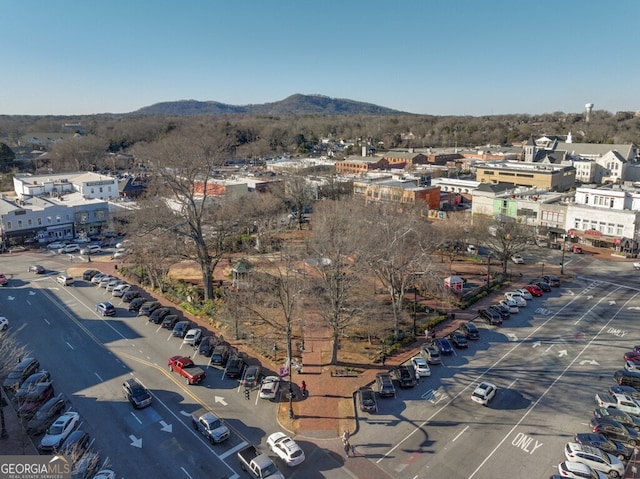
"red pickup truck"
168,356,206,385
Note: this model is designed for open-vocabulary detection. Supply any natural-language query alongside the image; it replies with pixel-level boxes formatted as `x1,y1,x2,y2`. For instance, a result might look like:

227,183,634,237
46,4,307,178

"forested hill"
132,94,406,116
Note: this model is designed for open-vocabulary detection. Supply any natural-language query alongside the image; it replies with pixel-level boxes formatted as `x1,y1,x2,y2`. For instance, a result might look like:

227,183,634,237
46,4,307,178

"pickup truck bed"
237,444,284,479
168,356,206,385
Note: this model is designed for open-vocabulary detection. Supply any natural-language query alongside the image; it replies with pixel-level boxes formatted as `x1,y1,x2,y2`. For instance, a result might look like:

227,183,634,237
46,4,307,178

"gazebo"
444,275,464,293
232,258,253,288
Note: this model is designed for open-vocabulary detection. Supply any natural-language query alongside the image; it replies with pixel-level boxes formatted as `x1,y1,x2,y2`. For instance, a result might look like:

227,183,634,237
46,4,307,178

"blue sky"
2,0,638,116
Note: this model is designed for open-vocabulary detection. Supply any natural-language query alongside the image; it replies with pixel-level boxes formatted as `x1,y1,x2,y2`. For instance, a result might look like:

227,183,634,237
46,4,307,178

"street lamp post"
541,262,545,278
286,325,295,419
560,235,567,275
486,255,491,294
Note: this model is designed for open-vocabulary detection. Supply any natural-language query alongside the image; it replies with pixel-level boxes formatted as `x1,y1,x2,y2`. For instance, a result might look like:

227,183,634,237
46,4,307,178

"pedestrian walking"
344,441,351,458
342,429,350,444
381,353,386,366
301,381,307,397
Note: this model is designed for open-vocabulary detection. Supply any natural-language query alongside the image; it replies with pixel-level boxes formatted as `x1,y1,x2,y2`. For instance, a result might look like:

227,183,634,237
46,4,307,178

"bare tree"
307,199,365,364
358,204,437,339
475,217,534,275
0,332,29,439
132,126,235,301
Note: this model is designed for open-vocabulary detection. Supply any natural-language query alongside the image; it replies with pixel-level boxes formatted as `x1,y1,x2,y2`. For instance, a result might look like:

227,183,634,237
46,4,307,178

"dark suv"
128,297,146,312
211,344,231,365
489,304,510,321
122,378,152,409
459,321,480,340
375,372,396,397
479,308,502,325
138,301,161,316
172,320,192,338
3,357,40,392
148,307,171,325
225,356,245,378
392,365,417,388
25,394,66,435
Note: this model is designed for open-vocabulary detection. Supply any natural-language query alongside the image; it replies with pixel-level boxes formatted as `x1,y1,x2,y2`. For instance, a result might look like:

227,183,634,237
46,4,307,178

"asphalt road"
355,256,640,479
2,251,354,479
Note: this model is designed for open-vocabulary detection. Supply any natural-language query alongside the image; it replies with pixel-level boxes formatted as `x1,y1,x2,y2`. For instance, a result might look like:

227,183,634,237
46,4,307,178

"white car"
410,356,431,377
564,442,624,478
112,284,131,297
511,254,524,264
80,244,101,255
471,382,497,406
39,411,80,451
0,317,8,331
504,292,527,307
58,244,80,254
625,360,640,372
515,288,533,300
259,376,281,400
47,241,66,250
558,460,608,479
467,244,477,254
183,328,203,346
498,299,519,314
267,431,305,467
106,279,125,292
112,249,129,259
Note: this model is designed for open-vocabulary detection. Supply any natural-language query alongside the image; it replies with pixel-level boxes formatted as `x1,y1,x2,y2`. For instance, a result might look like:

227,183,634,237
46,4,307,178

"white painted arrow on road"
129,434,142,448
214,396,228,406
7,296,15,301
28,291,36,296
558,350,568,357
567,290,575,296
628,307,640,311
609,300,617,305
506,333,518,342
579,359,600,366
532,341,541,348
179,410,190,417
586,295,593,300
159,420,172,433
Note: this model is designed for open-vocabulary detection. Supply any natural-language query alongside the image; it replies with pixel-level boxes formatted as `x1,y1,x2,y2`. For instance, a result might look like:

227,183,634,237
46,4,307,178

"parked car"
161,314,180,329
420,345,442,364
3,357,40,392
122,378,152,409
590,417,640,447
58,244,80,254
98,276,114,288
532,280,551,292
447,331,468,348
357,387,377,413
172,321,193,339
39,411,81,452
128,297,146,312
557,461,607,479
225,356,245,378
434,338,454,355
392,365,417,388
211,344,231,365
410,356,431,377
111,283,131,297
459,321,480,340
241,365,262,388
543,274,561,287
489,304,511,321
29,264,46,274
197,336,216,357
515,288,534,300
138,301,161,316
594,407,640,430
80,244,101,255
148,307,171,324
259,376,281,400
505,292,527,307
17,383,55,419
479,308,502,325
267,431,306,467
574,433,633,462
609,385,640,401
524,283,544,296
511,254,524,264
25,394,66,436
95,302,116,316
91,274,108,285
499,298,519,313
471,382,497,406
106,279,125,292
82,269,100,281
375,372,396,397
122,289,141,302
47,241,66,250
112,249,129,259
15,371,52,401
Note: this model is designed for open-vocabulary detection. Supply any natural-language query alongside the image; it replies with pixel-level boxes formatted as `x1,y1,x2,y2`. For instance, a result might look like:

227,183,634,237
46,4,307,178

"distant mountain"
131,94,406,116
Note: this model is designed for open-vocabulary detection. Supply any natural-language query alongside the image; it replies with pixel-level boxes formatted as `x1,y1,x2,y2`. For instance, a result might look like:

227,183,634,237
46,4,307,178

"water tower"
585,103,594,122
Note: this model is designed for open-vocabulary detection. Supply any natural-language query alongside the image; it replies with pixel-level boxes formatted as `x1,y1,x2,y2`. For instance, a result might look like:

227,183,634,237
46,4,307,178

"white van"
57,274,74,286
